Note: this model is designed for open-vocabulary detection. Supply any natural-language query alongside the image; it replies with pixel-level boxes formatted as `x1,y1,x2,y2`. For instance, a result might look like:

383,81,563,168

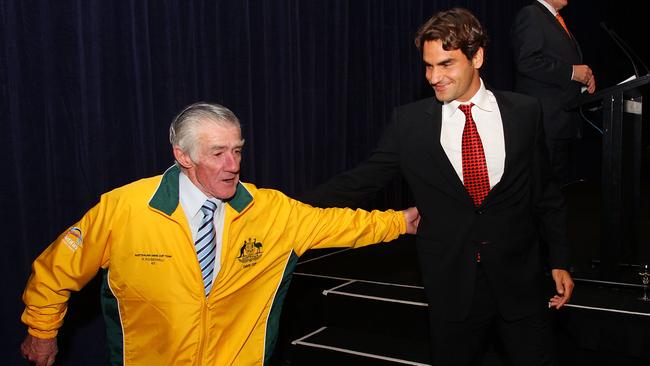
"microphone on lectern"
600,22,649,77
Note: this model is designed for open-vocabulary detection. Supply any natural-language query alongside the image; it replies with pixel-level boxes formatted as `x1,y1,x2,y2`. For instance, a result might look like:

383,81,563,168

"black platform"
273,235,650,365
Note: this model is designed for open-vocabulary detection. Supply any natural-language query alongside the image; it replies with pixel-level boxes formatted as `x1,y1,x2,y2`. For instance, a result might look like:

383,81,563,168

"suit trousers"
429,264,557,366
546,138,573,186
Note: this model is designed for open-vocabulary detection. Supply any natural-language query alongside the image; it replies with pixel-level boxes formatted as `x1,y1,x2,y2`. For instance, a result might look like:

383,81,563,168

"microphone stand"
600,22,649,78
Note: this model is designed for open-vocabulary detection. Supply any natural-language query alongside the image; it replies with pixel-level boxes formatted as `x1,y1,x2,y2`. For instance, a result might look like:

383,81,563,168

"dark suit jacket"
511,1,583,139
302,91,570,322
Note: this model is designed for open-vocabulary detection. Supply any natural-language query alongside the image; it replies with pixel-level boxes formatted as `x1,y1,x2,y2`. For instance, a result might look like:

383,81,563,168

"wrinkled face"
423,40,483,103
546,0,567,11
175,121,244,200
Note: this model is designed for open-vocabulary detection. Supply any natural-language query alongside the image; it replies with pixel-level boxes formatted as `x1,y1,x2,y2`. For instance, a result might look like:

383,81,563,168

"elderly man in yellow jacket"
20,102,420,366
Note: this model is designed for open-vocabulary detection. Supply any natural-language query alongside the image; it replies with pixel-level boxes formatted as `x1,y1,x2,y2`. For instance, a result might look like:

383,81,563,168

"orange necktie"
555,13,570,35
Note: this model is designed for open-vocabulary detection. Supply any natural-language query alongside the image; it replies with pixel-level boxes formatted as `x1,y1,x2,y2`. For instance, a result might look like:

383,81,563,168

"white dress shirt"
536,0,558,16
179,171,226,283
440,79,505,189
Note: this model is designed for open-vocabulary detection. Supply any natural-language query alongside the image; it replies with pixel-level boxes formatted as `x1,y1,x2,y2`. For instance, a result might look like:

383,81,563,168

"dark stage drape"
1,1,646,364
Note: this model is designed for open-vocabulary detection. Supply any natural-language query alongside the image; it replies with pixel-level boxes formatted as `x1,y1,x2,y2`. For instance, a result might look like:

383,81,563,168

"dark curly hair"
414,8,488,60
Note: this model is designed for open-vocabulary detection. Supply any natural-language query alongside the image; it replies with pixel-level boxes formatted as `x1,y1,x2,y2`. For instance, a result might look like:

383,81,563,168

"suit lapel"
534,1,578,49
425,99,475,204
487,92,518,202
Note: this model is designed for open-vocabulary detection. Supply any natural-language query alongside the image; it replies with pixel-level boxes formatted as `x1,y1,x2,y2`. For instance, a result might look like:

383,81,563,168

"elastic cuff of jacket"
27,327,58,339
397,210,407,234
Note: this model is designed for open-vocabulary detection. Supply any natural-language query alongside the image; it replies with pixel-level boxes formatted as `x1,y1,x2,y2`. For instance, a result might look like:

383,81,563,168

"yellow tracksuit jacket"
22,165,406,365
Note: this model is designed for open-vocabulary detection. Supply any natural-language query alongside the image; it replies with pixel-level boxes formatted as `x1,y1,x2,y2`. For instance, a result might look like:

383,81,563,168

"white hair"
169,102,241,162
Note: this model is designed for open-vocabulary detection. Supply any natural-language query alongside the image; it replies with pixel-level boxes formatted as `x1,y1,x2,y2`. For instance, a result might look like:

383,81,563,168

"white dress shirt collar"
442,78,493,119
179,171,210,219
537,0,558,16
178,171,223,221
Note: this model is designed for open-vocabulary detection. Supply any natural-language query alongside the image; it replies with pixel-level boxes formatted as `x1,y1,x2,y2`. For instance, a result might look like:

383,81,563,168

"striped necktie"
196,200,218,296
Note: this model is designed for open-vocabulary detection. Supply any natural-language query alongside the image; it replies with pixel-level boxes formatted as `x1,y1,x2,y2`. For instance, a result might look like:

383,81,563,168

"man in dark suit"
302,8,573,365
511,0,596,186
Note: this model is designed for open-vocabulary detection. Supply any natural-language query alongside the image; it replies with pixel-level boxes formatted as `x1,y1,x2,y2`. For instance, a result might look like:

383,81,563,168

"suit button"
475,209,484,215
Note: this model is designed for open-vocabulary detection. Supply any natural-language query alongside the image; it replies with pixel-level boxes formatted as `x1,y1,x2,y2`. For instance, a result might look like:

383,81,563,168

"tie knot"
458,103,474,117
201,200,218,215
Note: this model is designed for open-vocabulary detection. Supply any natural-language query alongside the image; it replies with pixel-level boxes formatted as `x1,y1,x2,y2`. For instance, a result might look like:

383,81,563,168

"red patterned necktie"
459,103,490,207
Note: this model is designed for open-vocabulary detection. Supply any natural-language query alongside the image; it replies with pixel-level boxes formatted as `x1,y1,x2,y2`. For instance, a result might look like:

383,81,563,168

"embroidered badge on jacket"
237,238,263,268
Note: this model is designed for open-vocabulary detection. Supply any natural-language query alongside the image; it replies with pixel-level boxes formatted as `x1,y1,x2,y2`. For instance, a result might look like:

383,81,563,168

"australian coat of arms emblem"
237,238,263,265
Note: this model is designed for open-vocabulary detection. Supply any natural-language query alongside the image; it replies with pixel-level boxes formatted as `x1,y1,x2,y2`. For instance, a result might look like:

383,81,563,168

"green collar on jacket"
149,165,253,215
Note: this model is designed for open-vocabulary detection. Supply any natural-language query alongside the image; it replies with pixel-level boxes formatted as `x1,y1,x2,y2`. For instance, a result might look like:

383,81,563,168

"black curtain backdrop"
1,1,646,364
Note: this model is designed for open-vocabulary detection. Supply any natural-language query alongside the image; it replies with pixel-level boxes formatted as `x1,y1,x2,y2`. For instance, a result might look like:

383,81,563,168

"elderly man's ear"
173,147,194,169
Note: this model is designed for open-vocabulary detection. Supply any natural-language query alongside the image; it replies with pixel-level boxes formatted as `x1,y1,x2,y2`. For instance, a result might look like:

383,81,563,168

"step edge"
292,339,431,366
294,271,424,289
323,289,428,307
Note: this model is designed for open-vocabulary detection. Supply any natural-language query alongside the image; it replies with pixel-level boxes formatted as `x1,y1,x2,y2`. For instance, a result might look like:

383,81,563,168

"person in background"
511,0,596,186
301,8,573,365
20,102,419,366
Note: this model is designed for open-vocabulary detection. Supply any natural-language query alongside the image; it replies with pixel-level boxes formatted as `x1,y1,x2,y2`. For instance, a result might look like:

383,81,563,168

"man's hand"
549,269,574,309
586,74,596,94
572,64,596,93
402,207,420,234
20,334,58,366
